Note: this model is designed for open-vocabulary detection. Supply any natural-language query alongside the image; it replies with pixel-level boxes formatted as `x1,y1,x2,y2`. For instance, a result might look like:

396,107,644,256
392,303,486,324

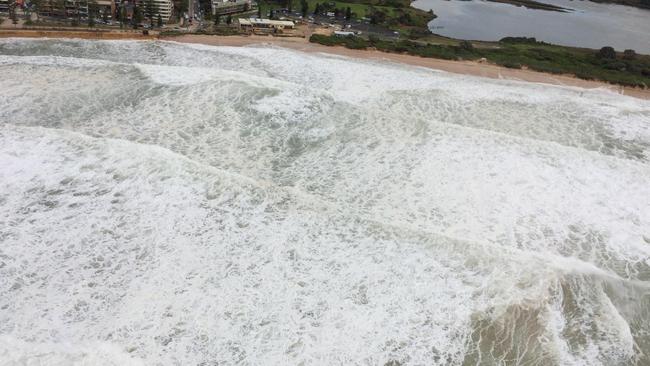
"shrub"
368,34,381,44
459,40,474,51
603,61,627,71
407,28,430,39
310,34,337,46
501,62,522,69
500,37,537,44
623,49,637,60
596,46,616,60
342,35,368,49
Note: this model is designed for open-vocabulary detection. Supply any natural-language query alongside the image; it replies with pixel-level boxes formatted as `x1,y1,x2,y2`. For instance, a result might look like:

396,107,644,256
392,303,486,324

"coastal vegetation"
310,34,650,87
258,0,435,32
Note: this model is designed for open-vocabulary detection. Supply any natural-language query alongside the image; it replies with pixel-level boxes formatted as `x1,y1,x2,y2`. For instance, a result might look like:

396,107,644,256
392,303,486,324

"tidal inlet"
1,39,649,365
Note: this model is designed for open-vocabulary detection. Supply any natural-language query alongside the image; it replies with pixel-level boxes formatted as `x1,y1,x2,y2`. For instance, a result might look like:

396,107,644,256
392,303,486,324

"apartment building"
211,0,249,16
135,0,172,21
0,0,11,13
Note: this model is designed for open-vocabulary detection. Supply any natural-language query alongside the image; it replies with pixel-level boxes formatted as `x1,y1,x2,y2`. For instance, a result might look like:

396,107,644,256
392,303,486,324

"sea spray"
1,39,649,365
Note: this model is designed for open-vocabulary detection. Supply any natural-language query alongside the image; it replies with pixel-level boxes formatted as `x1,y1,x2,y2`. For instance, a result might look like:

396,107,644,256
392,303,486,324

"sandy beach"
1,30,649,100
172,34,650,100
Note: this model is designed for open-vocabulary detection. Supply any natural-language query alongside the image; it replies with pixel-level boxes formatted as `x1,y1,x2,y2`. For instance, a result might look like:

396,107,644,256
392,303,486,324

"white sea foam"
1,38,649,366
0,335,144,366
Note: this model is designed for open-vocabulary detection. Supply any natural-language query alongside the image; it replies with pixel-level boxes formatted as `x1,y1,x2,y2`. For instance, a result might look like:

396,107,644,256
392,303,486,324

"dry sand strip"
172,34,650,101
1,30,648,100
0,29,157,40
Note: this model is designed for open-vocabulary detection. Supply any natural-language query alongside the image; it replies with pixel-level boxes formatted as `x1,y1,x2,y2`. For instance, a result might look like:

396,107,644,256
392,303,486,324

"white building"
239,18,294,30
136,0,173,22
211,0,249,16
0,0,9,13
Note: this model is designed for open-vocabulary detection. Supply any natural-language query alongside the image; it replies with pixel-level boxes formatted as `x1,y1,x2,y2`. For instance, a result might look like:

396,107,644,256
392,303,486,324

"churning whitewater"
1,39,649,366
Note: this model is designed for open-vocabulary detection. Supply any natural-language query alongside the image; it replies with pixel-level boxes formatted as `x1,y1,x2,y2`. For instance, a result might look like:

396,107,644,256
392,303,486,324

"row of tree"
256,0,352,20
313,3,352,20
597,46,637,61
15,0,165,28
119,1,164,28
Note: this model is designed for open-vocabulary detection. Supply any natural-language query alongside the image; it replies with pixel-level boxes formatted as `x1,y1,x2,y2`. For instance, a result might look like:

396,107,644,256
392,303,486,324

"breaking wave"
1,38,649,365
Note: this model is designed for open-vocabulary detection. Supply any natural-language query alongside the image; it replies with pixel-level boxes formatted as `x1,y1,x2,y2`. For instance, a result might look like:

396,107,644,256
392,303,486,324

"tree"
74,1,82,24
88,0,98,27
257,3,262,18
313,3,320,15
198,0,211,20
30,0,44,21
53,0,65,18
9,4,18,26
269,9,274,19
119,6,127,28
179,0,188,14
214,14,220,25
459,40,473,51
226,14,232,24
133,4,143,28
145,0,155,26
300,0,308,17
369,8,386,24
596,46,616,60
345,6,351,20
623,49,636,60
157,13,163,27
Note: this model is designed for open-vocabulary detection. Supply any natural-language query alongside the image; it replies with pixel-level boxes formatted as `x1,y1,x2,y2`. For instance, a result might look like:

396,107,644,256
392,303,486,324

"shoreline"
172,34,650,100
1,30,649,100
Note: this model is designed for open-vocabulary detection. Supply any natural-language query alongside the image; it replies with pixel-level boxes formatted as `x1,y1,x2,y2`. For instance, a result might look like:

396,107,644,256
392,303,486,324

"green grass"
255,0,433,27
307,1,371,17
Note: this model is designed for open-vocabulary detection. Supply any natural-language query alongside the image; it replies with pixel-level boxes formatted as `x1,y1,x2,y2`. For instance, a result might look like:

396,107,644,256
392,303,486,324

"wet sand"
172,34,650,100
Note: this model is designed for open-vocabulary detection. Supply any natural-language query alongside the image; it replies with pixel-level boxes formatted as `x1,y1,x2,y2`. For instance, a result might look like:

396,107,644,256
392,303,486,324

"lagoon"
412,0,650,53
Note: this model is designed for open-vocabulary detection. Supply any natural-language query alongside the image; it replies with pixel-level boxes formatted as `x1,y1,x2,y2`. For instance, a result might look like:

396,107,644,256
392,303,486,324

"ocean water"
0,38,649,366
